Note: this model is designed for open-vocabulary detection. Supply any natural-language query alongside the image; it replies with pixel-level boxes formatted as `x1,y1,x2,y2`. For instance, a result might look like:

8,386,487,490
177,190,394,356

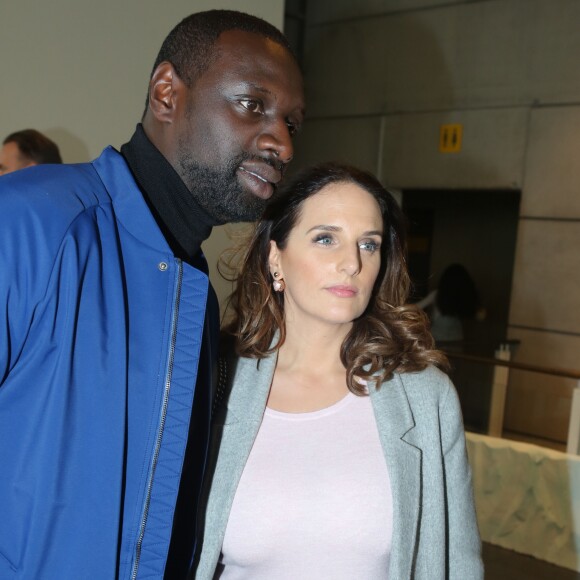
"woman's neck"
267,322,351,413
279,323,347,372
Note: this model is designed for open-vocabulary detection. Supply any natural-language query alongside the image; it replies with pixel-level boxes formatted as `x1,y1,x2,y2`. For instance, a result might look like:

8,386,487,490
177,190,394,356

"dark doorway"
403,189,521,431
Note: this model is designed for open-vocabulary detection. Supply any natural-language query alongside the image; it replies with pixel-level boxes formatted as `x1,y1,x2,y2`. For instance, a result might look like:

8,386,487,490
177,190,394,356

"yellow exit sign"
439,124,462,153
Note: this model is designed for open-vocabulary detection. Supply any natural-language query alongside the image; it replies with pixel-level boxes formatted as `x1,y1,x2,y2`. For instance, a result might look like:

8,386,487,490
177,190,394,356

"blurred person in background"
0,129,62,175
417,263,484,344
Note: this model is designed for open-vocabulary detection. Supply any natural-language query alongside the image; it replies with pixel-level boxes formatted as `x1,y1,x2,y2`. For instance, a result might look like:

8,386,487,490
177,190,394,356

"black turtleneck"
121,124,216,263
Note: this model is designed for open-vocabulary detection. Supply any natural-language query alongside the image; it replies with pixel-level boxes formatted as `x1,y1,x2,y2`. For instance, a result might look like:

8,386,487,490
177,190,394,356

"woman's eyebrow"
305,224,341,233
305,225,383,236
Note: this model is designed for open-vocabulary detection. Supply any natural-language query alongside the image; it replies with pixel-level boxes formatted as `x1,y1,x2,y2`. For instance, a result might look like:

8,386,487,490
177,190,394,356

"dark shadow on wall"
291,10,461,172
44,127,91,164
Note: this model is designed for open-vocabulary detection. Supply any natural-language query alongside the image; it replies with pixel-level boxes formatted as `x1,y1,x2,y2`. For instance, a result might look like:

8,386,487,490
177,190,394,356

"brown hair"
224,162,448,394
4,129,62,165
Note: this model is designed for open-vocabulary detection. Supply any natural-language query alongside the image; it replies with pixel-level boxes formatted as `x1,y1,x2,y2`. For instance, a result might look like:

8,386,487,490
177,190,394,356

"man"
0,128,62,175
0,10,304,579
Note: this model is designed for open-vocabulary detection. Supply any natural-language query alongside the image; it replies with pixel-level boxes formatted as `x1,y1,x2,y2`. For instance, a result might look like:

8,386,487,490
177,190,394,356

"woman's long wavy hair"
224,162,448,394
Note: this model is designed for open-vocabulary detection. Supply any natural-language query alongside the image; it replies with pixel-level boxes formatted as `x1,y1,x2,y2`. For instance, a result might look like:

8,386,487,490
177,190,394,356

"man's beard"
177,150,269,224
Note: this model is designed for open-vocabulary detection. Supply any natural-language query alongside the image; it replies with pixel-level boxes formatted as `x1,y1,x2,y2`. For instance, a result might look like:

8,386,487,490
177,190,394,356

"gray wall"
0,0,285,311
293,0,580,444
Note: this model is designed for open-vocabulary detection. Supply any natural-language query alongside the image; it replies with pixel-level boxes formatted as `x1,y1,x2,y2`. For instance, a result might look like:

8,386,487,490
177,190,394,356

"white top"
217,392,393,579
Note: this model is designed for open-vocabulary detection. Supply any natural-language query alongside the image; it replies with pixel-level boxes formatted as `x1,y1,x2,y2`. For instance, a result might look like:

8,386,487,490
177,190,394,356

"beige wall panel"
306,0,465,24
379,108,527,188
292,117,383,176
503,327,580,443
527,0,580,104
304,0,580,118
509,220,580,333
521,106,580,218
303,0,530,118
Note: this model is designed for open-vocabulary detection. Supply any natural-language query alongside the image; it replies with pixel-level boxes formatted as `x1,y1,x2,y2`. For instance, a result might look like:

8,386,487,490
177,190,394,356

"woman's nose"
338,246,361,276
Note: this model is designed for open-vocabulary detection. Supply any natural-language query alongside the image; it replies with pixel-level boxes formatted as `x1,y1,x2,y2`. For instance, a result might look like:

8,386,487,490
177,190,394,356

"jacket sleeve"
0,179,59,385
0,189,33,384
0,218,9,382
440,377,484,579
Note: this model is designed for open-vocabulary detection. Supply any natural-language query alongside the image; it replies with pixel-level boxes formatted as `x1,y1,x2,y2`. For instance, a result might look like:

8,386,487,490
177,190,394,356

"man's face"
0,141,34,175
168,30,305,223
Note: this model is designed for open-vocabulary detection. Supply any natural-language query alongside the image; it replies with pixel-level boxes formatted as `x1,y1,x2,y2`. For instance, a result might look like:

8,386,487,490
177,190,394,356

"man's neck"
120,124,216,263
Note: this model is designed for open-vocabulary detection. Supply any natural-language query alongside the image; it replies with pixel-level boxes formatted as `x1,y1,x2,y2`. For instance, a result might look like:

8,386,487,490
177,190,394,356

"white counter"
466,432,580,571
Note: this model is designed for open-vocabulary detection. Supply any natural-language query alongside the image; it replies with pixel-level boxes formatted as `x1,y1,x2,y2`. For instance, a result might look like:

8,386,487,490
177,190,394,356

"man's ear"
268,240,283,278
147,61,184,123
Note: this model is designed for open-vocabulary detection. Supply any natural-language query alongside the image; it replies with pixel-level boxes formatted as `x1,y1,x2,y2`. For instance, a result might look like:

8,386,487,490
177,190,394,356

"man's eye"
240,99,264,114
286,120,299,137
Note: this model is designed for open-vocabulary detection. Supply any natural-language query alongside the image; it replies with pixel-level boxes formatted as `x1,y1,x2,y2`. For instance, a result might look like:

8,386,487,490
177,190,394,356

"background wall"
0,0,285,310
291,0,580,446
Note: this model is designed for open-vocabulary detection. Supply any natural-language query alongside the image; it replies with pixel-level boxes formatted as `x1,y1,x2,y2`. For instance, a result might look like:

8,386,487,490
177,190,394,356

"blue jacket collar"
92,146,171,255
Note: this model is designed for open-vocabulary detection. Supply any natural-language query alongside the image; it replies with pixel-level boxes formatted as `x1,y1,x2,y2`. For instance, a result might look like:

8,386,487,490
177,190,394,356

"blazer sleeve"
440,377,484,579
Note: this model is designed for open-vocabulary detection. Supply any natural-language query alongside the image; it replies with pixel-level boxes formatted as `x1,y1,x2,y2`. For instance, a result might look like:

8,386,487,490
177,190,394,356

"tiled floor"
483,543,580,580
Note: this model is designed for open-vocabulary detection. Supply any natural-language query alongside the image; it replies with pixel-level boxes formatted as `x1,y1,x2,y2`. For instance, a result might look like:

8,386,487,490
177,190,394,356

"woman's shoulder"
393,364,453,403
399,364,450,382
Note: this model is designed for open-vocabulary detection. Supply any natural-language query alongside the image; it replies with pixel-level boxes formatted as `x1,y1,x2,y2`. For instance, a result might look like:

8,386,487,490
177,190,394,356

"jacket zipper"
131,259,183,580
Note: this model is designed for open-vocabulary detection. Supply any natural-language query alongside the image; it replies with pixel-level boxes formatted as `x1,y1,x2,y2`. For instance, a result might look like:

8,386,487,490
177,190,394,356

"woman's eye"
360,241,380,253
240,99,264,114
314,235,333,246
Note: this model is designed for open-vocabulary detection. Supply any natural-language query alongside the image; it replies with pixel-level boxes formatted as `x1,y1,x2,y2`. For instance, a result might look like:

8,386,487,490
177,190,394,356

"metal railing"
444,346,580,455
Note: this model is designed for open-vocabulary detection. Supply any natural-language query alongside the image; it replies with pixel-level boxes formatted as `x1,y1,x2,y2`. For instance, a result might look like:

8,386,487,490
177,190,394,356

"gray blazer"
195,352,483,579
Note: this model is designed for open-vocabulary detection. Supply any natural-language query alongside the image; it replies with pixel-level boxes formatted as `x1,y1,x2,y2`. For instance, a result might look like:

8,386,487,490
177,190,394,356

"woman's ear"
268,240,282,278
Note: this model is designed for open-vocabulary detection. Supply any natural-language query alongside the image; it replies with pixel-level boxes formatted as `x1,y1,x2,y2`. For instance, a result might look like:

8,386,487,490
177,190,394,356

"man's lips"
237,167,275,200
238,161,282,187
325,285,359,297
237,161,284,201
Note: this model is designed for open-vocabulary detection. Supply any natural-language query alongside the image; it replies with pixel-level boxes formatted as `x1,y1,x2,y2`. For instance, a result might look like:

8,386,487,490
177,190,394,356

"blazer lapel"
198,351,277,577
369,373,422,580
221,352,277,425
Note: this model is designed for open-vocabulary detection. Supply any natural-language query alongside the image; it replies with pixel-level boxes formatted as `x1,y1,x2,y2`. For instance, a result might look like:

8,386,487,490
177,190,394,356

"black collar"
121,124,215,263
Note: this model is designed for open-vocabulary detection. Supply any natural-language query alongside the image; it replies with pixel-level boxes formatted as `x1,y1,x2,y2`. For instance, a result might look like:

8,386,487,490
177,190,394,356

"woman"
416,263,484,343
196,164,483,579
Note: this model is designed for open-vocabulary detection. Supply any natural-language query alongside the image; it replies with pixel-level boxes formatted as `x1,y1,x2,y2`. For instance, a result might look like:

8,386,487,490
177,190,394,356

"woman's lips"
326,285,358,297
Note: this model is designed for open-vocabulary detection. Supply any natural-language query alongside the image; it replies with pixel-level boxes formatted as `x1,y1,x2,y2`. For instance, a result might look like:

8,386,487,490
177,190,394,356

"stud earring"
272,271,285,292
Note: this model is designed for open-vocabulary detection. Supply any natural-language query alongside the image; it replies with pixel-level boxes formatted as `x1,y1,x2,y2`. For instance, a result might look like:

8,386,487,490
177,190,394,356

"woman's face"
269,181,383,332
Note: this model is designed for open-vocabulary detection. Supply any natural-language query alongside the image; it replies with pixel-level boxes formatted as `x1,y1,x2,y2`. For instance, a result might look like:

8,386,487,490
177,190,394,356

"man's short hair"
144,10,296,112
3,129,62,165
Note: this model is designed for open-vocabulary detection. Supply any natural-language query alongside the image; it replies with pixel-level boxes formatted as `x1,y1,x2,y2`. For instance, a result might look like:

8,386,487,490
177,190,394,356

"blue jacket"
0,148,216,579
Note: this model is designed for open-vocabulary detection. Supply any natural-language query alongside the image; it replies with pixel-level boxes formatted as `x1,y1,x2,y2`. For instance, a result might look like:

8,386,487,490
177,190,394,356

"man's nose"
257,119,294,164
